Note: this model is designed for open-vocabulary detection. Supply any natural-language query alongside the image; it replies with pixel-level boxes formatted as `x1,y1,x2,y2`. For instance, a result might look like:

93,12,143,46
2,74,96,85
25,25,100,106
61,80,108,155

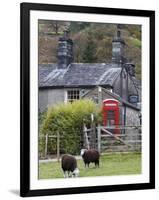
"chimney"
57,30,73,69
112,25,125,67
125,63,136,77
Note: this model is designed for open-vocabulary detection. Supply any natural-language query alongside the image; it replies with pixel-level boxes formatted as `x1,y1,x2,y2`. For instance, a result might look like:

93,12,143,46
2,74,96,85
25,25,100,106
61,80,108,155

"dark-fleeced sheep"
80,149,100,168
61,154,79,178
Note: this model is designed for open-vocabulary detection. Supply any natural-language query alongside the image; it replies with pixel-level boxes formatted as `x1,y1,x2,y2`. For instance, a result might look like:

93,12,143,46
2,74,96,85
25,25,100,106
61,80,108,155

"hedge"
39,99,101,156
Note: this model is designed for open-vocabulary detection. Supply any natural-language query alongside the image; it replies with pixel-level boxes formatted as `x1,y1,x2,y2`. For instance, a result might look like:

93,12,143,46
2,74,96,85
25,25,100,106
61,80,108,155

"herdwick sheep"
61,154,79,178
80,149,100,168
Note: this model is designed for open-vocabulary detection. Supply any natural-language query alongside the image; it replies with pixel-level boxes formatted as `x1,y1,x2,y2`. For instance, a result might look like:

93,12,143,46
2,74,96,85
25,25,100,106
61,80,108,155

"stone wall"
39,89,65,112
125,106,140,126
125,106,141,149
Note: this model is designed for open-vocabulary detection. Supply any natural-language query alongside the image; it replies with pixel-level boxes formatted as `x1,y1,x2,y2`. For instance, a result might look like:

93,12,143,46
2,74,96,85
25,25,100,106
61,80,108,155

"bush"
39,99,101,155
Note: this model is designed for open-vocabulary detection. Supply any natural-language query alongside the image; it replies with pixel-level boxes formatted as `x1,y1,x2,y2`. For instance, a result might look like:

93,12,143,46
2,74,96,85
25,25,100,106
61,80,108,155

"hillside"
38,20,141,80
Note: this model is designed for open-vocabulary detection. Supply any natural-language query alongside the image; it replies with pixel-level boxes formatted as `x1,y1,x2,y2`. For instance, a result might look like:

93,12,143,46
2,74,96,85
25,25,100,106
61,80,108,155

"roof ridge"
97,68,121,85
96,70,111,85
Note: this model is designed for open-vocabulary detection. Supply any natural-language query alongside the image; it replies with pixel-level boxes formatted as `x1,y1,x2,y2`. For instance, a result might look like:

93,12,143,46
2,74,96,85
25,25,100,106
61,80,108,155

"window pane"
67,90,80,103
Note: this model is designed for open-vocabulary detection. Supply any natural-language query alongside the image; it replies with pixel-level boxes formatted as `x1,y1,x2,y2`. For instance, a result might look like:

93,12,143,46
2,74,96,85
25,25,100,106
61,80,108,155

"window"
107,110,115,126
128,94,139,104
67,90,80,103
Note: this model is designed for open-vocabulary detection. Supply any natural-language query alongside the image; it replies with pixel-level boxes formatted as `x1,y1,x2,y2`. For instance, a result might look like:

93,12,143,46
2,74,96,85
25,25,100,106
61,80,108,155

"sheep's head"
80,149,87,156
72,168,80,177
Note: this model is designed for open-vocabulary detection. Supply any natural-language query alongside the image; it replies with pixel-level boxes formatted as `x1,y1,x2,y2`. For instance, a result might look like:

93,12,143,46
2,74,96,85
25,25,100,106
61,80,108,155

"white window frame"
66,89,80,103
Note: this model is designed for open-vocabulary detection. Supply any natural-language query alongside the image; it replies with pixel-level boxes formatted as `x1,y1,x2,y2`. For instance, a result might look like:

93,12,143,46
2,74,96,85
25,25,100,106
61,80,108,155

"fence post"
45,134,48,158
97,125,101,153
83,123,90,150
57,132,60,162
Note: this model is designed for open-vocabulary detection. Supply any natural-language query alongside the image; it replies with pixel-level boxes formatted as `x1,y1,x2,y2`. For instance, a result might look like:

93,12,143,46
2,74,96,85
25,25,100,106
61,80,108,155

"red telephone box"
102,99,120,134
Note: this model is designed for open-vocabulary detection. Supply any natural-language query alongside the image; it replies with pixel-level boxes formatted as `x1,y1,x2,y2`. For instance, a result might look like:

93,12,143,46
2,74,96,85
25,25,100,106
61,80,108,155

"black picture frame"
20,2,155,197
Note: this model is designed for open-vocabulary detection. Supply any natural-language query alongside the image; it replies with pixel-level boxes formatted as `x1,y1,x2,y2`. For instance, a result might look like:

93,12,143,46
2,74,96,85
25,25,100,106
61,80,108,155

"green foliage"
38,21,141,79
125,25,141,40
38,110,47,157
135,64,141,80
95,38,112,62
82,31,97,63
128,37,141,48
40,99,101,155
38,110,47,126
69,22,90,33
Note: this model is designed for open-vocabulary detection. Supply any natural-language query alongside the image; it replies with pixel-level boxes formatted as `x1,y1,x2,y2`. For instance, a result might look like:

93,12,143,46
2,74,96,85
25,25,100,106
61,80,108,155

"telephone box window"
107,110,115,126
102,99,120,134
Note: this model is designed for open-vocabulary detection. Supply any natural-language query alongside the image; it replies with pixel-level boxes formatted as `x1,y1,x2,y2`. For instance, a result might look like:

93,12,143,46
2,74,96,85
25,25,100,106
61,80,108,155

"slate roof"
101,87,141,111
81,86,140,111
131,77,141,90
39,63,121,88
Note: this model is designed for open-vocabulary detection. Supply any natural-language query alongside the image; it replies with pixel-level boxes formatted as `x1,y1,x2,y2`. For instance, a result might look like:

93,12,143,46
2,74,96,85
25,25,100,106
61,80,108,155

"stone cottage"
39,28,141,128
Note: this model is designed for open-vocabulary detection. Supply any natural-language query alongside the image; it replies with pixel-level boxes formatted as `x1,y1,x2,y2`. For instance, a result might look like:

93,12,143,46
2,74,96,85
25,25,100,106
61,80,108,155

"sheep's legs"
71,173,75,178
85,163,90,168
95,161,99,168
68,171,72,178
63,171,68,178
63,171,66,178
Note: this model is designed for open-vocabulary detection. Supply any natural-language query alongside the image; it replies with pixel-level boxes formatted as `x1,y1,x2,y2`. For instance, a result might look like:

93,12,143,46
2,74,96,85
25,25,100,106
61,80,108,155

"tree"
69,22,91,33
49,21,69,35
38,20,70,35
82,31,97,63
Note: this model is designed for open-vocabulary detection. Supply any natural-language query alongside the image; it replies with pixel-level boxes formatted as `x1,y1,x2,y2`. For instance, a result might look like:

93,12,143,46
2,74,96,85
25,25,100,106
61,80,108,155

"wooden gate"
97,126,141,153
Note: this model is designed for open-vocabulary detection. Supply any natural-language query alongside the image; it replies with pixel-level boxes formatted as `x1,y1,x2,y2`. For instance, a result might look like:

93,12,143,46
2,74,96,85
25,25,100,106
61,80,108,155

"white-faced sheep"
61,154,79,178
80,149,100,168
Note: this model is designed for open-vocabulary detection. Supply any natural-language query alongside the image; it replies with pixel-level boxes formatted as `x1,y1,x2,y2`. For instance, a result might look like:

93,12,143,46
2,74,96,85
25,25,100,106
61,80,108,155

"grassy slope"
39,153,141,179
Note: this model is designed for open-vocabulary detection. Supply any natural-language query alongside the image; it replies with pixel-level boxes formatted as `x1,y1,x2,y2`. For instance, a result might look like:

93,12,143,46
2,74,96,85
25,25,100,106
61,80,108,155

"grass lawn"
39,152,141,179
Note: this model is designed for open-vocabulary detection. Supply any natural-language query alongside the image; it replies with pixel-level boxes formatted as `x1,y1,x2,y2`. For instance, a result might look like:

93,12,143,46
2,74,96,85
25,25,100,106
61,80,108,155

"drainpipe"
123,105,126,134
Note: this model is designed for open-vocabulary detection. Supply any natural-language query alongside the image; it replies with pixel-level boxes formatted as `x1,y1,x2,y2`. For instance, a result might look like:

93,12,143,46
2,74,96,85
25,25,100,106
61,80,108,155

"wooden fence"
39,133,61,161
39,133,82,160
39,125,141,159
